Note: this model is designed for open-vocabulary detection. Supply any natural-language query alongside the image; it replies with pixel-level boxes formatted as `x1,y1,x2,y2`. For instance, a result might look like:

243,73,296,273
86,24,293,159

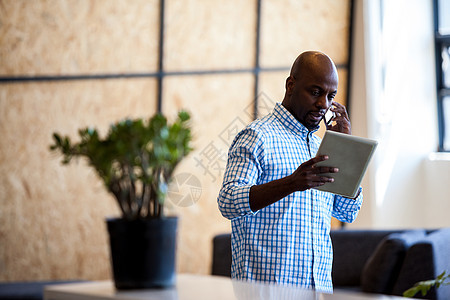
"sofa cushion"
392,228,450,299
212,234,232,277
361,229,426,294
331,230,403,287
330,229,401,288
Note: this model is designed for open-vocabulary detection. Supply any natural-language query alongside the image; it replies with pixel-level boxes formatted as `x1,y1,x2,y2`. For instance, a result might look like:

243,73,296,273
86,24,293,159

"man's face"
284,63,338,130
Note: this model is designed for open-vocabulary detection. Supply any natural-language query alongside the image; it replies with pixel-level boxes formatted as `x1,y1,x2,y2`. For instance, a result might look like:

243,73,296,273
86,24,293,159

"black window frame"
433,0,450,152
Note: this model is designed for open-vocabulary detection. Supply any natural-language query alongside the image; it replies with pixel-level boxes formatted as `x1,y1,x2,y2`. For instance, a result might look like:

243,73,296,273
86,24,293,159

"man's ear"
285,76,294,95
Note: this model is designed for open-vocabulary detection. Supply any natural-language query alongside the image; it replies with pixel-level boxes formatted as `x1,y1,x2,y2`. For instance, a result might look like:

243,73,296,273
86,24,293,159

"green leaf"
53,133,62,145
178,110,190,122
437,271,447,280
403,286,422,298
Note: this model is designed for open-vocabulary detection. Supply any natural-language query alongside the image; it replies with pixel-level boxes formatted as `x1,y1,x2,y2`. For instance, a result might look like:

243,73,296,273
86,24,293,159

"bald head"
289,51,338,79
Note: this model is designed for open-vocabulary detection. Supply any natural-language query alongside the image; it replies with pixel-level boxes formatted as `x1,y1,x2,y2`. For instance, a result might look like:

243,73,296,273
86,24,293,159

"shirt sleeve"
331,187,363,223
217,128,264,220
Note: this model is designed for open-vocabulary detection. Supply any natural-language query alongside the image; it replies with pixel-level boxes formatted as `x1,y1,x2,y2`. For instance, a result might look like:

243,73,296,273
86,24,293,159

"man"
217,51,363,293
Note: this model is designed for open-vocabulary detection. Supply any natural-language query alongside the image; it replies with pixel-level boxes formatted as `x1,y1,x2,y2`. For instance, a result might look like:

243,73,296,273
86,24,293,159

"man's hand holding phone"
324,101,351,135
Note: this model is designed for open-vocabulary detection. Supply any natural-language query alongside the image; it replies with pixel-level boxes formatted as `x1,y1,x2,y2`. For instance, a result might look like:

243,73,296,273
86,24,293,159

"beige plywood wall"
0,79,157,280
1,0,159,75
260,0,350,67
0,0,351,281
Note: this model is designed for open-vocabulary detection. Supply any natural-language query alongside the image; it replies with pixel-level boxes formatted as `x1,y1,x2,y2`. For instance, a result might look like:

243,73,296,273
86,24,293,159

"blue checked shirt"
217,103,363,293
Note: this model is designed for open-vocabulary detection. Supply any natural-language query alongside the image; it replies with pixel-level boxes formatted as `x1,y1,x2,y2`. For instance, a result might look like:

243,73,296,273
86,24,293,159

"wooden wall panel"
164,0,256,71
260,0,350,67
0,0,159,76
0,79,157,280
337,69,349,107
162,74,254,274
258,71,286,108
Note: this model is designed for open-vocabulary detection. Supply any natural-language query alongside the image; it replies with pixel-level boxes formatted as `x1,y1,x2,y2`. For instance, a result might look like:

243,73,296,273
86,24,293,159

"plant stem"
127,165,136,216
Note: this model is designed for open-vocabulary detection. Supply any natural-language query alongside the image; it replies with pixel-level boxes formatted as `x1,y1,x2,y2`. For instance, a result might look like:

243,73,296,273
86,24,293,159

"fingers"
312,165,339,174
291,156,338,191
328,101,351,134
302,172,335,188
330,101,349,120
298,156,338,181
301,156,338,172
300,155,329,168
311,176,334,186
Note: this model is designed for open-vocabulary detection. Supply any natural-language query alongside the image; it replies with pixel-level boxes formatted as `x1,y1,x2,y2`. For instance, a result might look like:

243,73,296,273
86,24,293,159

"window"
434,0,450,151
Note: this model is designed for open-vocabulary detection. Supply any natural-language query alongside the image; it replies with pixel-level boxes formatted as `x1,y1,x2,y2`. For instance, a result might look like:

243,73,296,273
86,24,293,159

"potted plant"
50,111,192,289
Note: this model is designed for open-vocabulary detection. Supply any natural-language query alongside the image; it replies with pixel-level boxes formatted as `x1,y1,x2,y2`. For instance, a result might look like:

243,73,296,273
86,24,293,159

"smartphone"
324,109,335,126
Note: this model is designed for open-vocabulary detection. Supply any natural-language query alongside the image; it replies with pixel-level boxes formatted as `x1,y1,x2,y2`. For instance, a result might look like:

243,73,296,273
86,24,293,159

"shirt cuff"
235,185,256,216
345,187,363,210
218,184,256,219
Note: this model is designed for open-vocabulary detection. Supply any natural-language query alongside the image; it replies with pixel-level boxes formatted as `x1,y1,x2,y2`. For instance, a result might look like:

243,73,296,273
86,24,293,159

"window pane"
443,45,450,88
438,0,450,34
444,96,450,150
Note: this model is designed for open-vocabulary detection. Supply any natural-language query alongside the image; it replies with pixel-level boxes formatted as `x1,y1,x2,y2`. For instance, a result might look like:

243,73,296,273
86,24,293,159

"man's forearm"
249,175,297,212
249,155,338,212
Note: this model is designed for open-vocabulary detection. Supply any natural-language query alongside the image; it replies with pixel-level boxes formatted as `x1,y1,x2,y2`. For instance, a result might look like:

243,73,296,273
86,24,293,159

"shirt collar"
273,103,319,136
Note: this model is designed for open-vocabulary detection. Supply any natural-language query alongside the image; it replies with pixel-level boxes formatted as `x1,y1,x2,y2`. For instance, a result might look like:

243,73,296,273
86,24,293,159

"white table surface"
44,274,412,300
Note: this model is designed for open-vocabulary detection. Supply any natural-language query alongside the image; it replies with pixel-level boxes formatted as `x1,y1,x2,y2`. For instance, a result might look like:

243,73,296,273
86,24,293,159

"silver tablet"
313,130,378,198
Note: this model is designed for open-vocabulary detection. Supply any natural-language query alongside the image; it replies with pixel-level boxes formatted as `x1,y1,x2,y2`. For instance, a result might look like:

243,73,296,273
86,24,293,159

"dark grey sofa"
212,228,450,299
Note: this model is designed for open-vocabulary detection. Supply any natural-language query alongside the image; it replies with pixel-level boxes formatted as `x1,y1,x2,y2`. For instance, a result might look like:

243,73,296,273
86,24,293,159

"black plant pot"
106,217,178,289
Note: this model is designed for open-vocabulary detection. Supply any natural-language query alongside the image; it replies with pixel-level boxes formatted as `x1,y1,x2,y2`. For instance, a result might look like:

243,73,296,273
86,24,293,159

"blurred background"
0,0,449,282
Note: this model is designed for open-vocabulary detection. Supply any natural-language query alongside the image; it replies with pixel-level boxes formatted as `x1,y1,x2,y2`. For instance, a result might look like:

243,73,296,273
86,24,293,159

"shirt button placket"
311,189,321,287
